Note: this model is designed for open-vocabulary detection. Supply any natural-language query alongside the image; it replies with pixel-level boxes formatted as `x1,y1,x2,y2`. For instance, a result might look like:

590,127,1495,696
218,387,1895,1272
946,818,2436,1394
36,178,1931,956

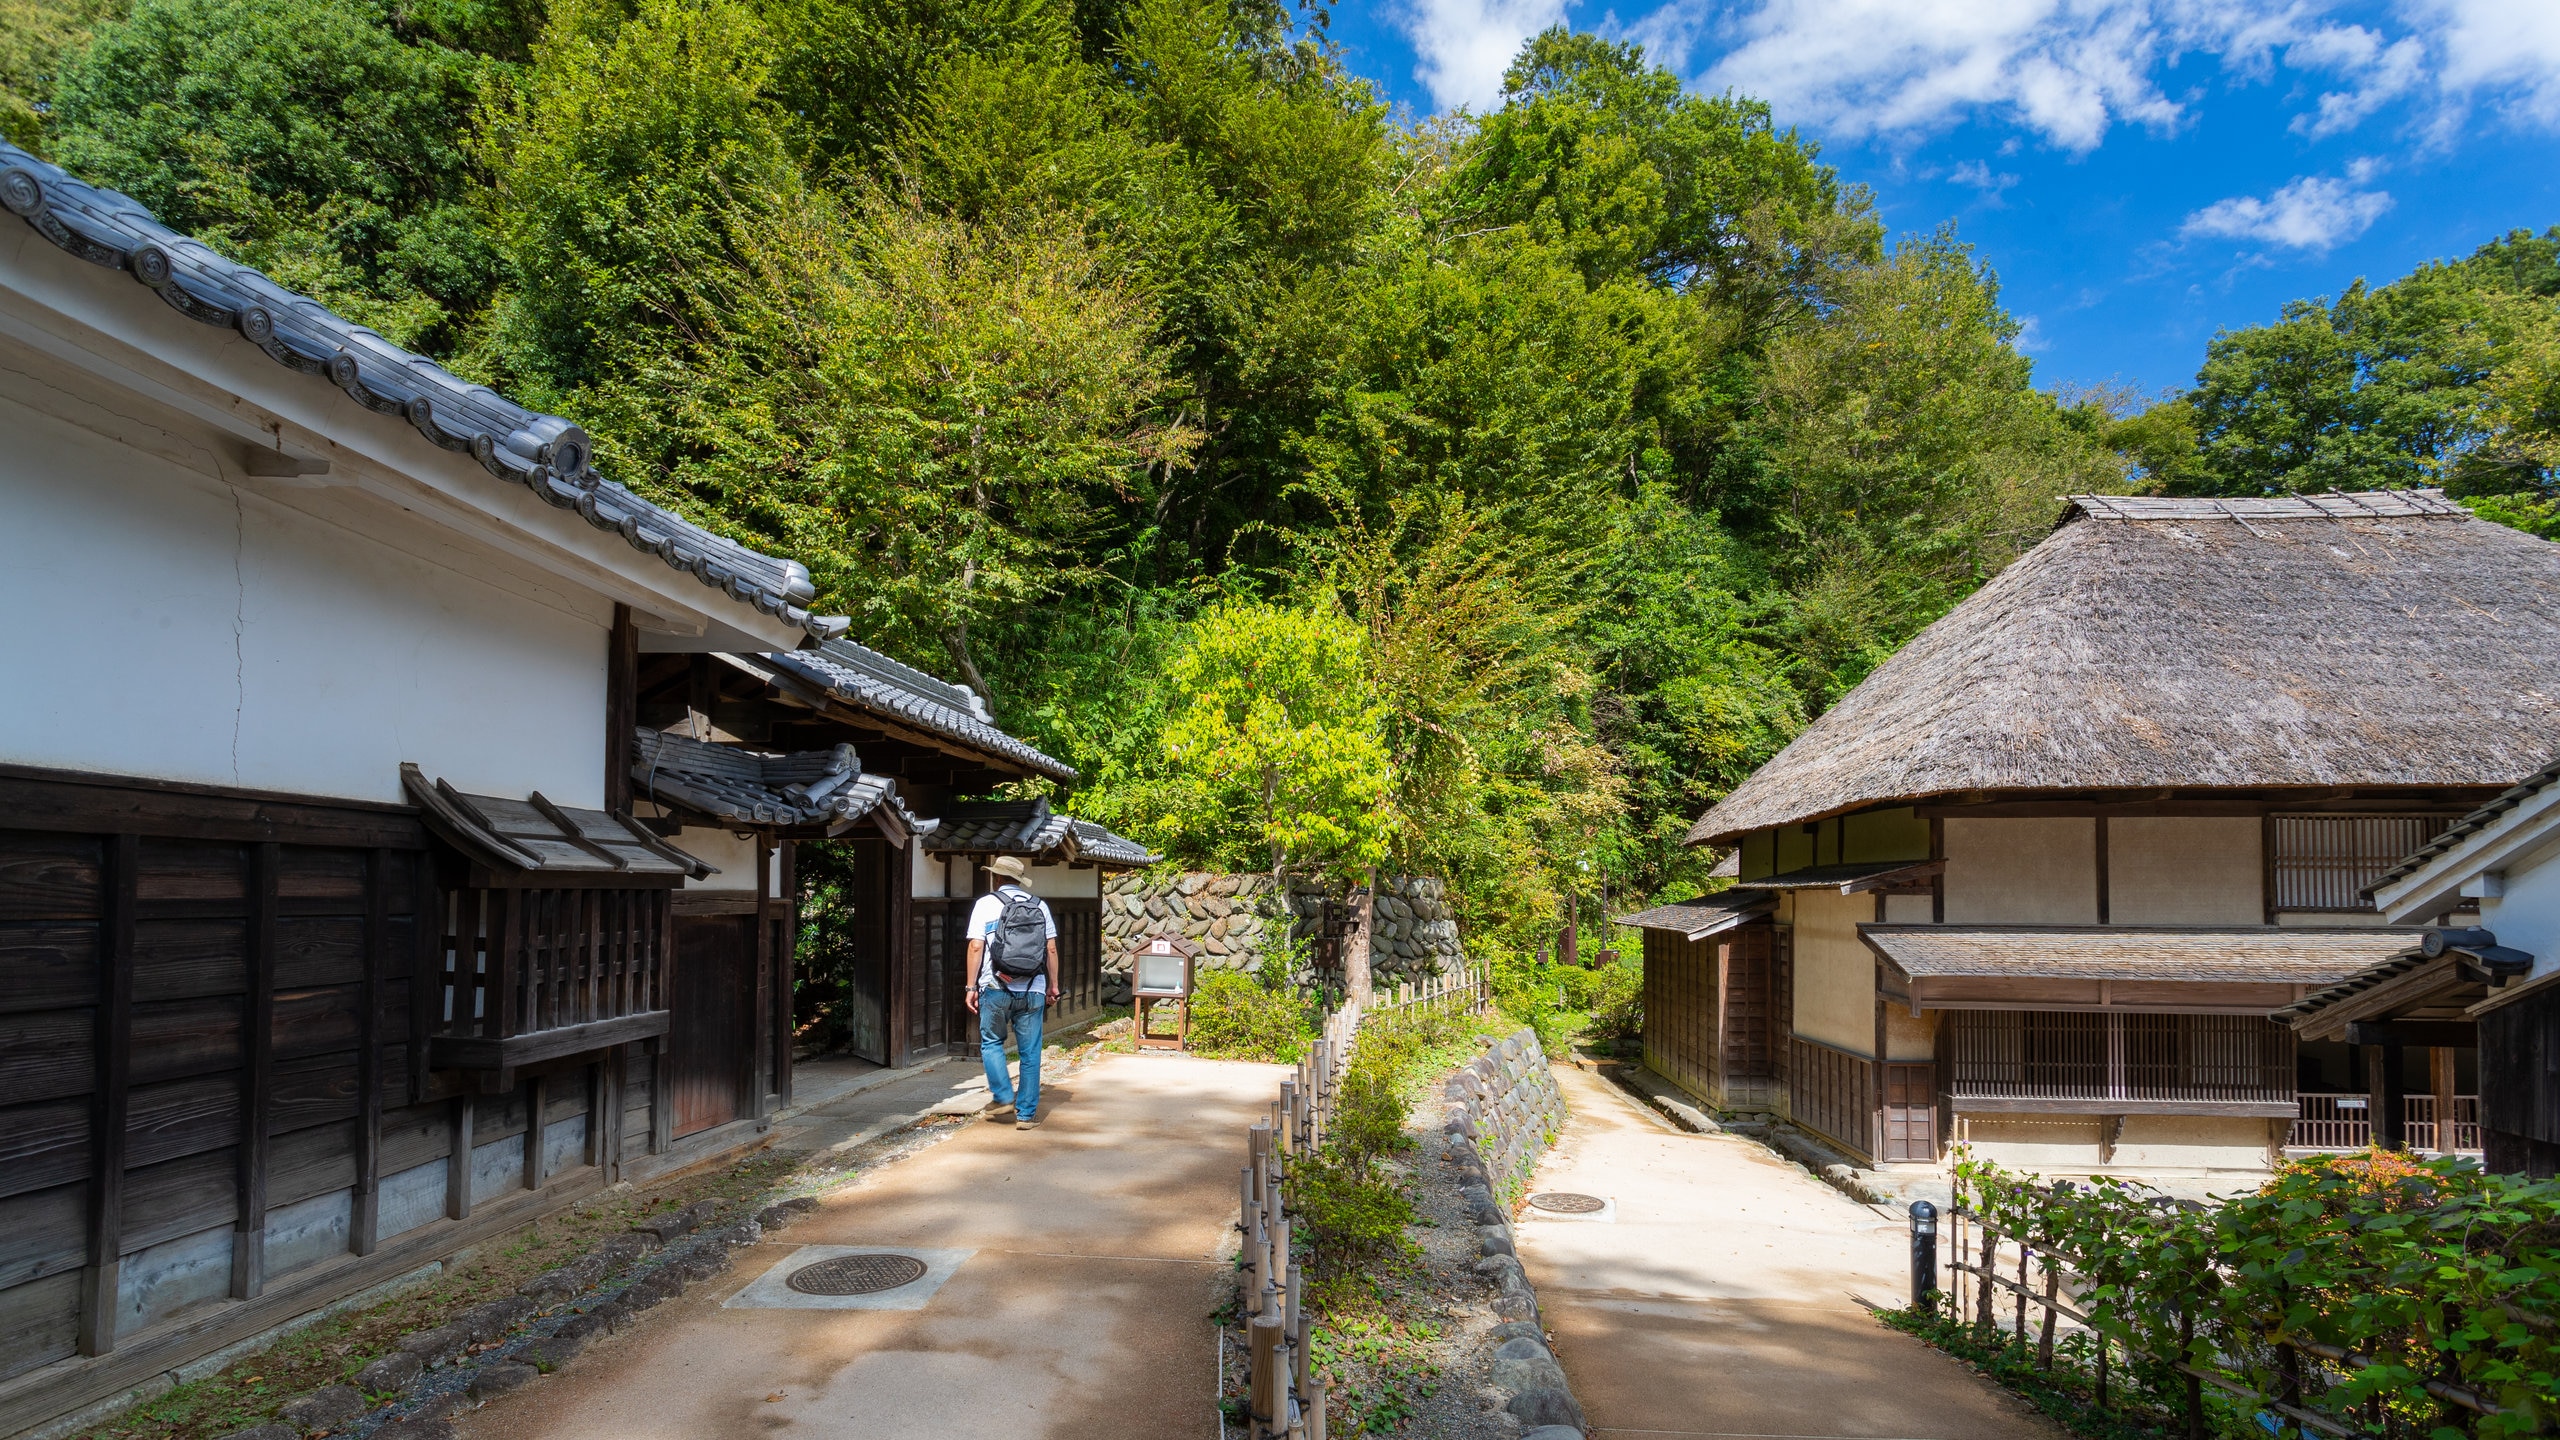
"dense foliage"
14,0,2546,978
1955,1149,2560,1437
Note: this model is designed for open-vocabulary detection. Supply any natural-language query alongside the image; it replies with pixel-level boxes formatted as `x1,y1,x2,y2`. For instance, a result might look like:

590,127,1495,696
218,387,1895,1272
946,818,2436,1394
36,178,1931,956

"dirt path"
457,1051,1279,1440
1516,1063,2064,1440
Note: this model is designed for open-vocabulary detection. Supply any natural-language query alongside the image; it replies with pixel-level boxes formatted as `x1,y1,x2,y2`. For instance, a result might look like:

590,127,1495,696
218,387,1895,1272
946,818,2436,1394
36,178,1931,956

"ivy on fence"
1947,1148,2560,1438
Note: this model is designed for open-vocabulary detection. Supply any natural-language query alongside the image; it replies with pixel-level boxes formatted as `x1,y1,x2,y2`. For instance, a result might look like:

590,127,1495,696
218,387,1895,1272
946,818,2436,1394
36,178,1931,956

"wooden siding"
1788,1035,1875,1161
1945,1011,2295,1107
2482,982,2560,1171
1639,923,1782,1112
0,773,656,1424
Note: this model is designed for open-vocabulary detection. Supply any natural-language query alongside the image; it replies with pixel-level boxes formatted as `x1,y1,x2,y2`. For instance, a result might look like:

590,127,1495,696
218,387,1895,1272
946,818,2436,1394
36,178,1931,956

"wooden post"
1975,1230,1998,1336
1343,871,1376,1009
446,1095,474,1220
523,1073,548,1190
1307,1379,1326,1440
2014,1243,2028,1353
352,849,387,1256
1250,1311,1284,1437
79,834,137,1355
605,604,637,813
754,834,774,1118
648,1034,672,1154
2370,1042,2407,1150
2036,1260,2058,1370
233,842,278,1300
2431,1045,2460,1153
413,862,439,1105
1287,1263,1307,1395
779,840,799,1110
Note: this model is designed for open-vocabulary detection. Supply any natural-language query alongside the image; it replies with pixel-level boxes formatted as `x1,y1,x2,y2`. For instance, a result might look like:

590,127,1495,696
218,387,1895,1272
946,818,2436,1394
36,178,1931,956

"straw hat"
987,855,1029,880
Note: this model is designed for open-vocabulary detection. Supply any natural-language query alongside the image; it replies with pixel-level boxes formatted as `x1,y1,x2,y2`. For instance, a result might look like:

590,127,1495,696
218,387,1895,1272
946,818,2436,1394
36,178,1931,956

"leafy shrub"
1581,957,1641,1042
1186,968,1312,1062
1286,1147,1418,1278
1954,1147,2560,1437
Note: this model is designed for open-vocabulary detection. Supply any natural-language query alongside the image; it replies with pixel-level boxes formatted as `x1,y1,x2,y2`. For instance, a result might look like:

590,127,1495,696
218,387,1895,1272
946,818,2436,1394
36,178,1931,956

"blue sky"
1315,0,2560,401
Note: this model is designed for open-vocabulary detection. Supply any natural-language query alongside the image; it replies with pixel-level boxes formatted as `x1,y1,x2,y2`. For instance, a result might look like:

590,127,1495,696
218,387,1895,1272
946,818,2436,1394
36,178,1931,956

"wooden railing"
432,885,671,1069
2287,1094,2482,1154
1231,962,1488,1440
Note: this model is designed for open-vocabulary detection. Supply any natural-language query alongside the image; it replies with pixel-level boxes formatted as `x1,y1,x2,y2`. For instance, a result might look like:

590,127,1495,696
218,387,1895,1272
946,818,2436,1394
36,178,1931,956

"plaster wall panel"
1954,1114,2106,1172
1843,807,1931,863
2108,1115,2281,1173
1943,818,2099,924
0,387,607,805
1882,893,1935,924
910,843,948,899
1790,889,1873,1054
2109,817,2263,924
1884,1005,1937,1061
2479,838,2560,983
674,826,759,893
1025,863,1100,899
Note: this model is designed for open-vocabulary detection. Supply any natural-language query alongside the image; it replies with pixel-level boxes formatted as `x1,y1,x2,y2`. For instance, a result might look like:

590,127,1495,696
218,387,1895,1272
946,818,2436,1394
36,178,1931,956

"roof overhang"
1754,860,1942,892
403,763,710,885
2371,773,2560,923
1613,891,1776,940
1862,924,2423,1017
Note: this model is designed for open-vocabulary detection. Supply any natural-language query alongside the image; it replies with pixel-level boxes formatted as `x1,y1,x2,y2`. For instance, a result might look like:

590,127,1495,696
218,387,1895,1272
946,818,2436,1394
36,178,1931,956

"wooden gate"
1880,1061,1939,1162
664,915,750,1138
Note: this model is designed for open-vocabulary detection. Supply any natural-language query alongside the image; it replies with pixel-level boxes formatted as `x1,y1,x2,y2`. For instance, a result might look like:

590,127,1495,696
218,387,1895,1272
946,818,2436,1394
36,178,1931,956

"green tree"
48,0,508,350
1154,600,1395,879
0,0,121,151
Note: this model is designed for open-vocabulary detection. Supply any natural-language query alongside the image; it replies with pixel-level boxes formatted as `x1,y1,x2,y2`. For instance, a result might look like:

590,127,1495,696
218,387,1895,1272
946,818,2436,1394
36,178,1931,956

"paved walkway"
460,1051,1280,1440
1517,1063,2063,1440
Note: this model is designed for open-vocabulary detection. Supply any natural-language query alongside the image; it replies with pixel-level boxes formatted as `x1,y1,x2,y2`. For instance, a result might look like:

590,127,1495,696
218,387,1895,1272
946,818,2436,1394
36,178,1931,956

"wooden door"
840,841,891,1065
666,915,752,1137
1880,1061,1938,1162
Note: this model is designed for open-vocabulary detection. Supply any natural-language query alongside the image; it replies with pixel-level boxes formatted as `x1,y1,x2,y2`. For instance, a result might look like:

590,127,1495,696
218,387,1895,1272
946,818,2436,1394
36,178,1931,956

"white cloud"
2287,27,2426,139
2179,173,2394,253
1673,0,2265,153
1392,0,1572,111
1948,159,2021,200
2407,0,2560,129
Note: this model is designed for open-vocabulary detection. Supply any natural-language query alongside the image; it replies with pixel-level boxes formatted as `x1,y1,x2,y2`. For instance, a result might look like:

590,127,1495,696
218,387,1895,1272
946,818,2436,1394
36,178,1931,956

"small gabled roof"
926,798,1157,869
402,763,709,881
1614,891,1775,940
629,729,936,840
1,143,845,642
2366,754,2560,915
754,639,1076,782
1687,490,2560,846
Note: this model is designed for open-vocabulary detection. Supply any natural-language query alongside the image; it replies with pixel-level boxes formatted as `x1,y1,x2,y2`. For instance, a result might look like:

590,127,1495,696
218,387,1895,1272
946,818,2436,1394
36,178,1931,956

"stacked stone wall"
1442,1028,1568,1205
1099,872,1464,997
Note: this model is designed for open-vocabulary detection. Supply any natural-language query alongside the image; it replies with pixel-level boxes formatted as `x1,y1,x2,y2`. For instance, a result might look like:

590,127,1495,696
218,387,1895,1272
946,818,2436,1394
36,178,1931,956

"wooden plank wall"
0,785,628,1397
1788,1035,1876,1163
2482,985,2560,1174
1639,924,1784,1113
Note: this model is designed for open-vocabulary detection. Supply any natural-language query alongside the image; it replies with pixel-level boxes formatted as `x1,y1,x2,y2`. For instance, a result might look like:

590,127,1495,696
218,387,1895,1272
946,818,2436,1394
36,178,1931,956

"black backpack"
987,885,1048,978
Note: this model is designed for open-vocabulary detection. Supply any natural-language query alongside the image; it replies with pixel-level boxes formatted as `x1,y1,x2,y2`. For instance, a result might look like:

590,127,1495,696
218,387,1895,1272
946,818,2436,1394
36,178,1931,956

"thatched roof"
1688,491,2560,845
1862,925,2418,985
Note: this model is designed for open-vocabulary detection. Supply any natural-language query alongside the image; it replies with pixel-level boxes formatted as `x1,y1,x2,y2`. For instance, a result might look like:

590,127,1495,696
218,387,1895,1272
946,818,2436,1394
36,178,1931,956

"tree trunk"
1343,868,1377,1009
939,625,994,712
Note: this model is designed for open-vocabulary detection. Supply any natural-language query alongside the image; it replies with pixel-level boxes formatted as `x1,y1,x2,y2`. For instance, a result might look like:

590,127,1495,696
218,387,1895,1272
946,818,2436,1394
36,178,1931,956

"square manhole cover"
725,1247,974,1311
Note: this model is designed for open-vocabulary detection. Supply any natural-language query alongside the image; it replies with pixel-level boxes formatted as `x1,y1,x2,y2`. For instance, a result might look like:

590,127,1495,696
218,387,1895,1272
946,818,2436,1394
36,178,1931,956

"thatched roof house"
1688,490,2560,846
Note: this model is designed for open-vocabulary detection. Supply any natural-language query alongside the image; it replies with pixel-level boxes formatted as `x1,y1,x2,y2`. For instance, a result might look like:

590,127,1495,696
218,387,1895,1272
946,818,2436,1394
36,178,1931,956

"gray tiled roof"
0,143,846,641
760,639,1077,781
631,729,935,835
401,763,710,879
926,798,1156,868
2366,753,2560,896
1861,925,2420,984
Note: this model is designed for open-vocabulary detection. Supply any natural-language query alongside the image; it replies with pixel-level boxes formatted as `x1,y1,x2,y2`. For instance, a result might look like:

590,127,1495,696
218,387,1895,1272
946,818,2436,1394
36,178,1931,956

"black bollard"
1909,1200,1939,1312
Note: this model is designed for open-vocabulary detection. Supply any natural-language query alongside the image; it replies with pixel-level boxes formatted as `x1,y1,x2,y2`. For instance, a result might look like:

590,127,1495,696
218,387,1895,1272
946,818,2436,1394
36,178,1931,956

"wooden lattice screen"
1946,1011,2295,1105
436,887,667,1040
2272,815,2451,912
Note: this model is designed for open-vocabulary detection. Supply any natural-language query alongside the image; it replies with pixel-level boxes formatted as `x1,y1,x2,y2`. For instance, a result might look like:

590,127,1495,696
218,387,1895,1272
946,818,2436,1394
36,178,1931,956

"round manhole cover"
786,1253,929,1296
1527,1192,1607,1214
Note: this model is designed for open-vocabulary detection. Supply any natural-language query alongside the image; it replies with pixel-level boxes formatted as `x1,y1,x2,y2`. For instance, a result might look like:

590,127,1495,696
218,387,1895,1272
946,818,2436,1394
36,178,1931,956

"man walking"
964,855,1060,1129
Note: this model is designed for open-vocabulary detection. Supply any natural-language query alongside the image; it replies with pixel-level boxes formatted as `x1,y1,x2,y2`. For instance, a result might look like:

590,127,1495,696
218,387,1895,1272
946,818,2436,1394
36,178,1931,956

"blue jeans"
979,986,1046,1121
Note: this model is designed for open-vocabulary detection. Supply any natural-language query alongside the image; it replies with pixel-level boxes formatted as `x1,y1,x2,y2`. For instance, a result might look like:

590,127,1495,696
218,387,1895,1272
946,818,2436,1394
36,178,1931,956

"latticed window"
1947,1012,2294,1103
2271,815,2453,911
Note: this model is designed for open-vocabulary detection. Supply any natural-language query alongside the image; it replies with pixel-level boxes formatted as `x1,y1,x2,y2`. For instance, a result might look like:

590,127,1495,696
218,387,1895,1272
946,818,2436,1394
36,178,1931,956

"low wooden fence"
1231,964,1487,1440
2289,1093,2484,1154
1941,1196,2519,1438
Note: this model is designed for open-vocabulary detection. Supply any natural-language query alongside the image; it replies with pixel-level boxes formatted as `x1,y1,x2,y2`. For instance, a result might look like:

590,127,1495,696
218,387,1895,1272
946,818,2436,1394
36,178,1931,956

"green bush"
1581,958,1642,1041
1186,967,1313,1062
1286,1147,1418,1278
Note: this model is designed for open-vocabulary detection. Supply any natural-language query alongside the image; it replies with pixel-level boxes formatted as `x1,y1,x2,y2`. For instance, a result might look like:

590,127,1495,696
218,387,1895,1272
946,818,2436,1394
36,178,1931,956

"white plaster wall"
1943,818,2099,925
2109,817,2262,924
674,826,758,892
2481,838,2560,982
1025,863,1099,899
1882,893,1934,924
0,388,609,805
1954,1112,2279,1176
912,844,949,898
1842,807,1930,863
1884,1005,1936,1061
2109,1115,2281,1172
1790,889,1874,1054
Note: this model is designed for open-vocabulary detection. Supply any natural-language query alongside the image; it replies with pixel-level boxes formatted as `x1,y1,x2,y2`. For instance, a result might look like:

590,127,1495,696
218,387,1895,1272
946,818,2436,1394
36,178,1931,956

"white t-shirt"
970,886,1058,994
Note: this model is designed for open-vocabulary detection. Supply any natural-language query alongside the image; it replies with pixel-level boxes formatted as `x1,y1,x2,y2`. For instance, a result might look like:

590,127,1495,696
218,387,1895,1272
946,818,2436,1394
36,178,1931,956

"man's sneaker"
1015,1115,1042,1130
982,1101,1014,1121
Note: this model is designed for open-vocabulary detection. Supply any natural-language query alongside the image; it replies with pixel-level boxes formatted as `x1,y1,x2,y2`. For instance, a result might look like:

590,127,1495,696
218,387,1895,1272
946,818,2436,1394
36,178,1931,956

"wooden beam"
428,1010,673,1070
445,1096,473,1221
0,767,426,848
1948,1096,2301,1118
2094,816,2110,924
753,835,774,1119
522,1075,546,1191
79,834,137,1356
778,841,797,1112
232,842,278,1300
605,604,638,815
351,849,386,1257
2345,1021,2477,1049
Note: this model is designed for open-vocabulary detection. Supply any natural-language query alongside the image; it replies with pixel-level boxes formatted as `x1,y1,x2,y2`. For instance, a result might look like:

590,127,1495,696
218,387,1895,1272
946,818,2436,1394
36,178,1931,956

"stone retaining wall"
1099,872,1464,989
1443,1028,1568,1205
